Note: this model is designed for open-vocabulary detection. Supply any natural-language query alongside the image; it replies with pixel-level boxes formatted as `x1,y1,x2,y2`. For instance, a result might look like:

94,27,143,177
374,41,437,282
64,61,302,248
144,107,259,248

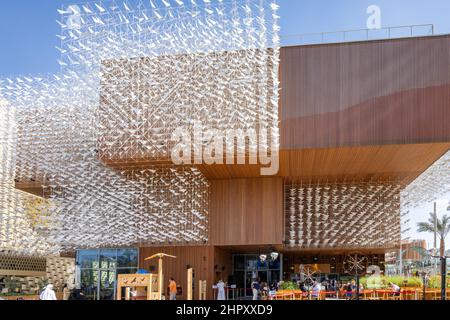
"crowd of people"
289,278,403,300
36,275,403,301
241,276,404,300
38,283,87,300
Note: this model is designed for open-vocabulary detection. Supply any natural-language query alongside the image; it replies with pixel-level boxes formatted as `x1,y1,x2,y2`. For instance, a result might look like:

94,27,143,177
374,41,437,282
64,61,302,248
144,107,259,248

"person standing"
40,284,57,300
345,282,353,300
251,279,260,300
216,280,226,300
330,279,337,292
261,282,269,299
169,278,177,300
62,284,71,301
311,281,321,299
68,287,87,300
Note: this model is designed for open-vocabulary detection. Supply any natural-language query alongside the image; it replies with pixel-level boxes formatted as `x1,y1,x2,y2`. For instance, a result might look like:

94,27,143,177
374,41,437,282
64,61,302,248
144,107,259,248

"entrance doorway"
232,254,281,298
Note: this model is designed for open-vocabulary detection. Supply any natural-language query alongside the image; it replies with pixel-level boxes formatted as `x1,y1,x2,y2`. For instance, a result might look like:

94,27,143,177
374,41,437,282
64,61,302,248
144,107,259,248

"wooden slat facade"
164,36,450,287
209,177,284,246
279,143,450,183
139,245,232,300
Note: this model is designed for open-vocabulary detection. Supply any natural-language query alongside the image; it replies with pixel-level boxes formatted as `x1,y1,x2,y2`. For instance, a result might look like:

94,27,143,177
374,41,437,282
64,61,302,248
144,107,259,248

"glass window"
99,270,116,300
269,270,280,286
117,248,138,268
100,249,117,269
77,248,138,300
78,249,99,269
246,256,258,270
257,260,268,270
269,258,280,270
234,256,245,270
246,271,256,295
80,269,98,300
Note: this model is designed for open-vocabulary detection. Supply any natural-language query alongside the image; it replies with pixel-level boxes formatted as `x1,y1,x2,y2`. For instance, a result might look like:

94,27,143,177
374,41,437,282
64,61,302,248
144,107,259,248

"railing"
281,24,434,47
269,288,450,300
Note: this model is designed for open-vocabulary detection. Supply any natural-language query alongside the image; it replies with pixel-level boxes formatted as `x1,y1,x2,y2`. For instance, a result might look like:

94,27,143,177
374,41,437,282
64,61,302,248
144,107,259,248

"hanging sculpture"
0,0,281,255
285,181,402,249
401,151,450,209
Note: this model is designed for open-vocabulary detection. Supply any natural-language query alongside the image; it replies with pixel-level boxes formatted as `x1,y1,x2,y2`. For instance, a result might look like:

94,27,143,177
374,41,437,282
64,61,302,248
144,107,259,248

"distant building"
385,239,427,265
402,240,427,262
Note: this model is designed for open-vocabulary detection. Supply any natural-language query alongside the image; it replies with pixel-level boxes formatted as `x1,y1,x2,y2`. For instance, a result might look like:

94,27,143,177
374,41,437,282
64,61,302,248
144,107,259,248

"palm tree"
417,212,450,256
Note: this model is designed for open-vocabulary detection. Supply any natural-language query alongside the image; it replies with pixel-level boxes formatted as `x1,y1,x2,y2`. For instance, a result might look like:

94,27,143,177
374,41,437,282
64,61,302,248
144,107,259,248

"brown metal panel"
281,35,450,149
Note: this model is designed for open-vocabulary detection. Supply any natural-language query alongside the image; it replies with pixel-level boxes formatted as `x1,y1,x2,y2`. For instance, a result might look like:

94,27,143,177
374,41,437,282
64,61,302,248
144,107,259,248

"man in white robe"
40,284,57,300
217,280,226,300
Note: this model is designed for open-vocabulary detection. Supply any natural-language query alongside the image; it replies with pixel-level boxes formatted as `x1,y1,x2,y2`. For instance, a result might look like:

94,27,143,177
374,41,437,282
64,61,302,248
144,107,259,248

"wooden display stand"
187,268,193,300
199,280,207,300
116,274,160,300
117,253,177,301
144,253,176,300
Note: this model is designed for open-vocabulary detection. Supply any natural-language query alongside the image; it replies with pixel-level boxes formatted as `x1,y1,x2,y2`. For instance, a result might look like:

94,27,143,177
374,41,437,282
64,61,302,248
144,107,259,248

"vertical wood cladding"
139,246,213,300
212,247,232,284
279,143,450,181
139,246,232,300
209,178,284,246
281,35,450,149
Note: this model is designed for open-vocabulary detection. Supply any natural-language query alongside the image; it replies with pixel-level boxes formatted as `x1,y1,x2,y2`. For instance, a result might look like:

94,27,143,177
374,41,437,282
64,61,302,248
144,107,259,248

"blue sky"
1,0,450,76
1,0,449,249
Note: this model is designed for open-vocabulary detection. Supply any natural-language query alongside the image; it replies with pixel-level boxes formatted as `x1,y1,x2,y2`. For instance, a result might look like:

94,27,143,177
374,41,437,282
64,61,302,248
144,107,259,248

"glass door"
99,270,116,300
232,254,282,299
245,271,256,297
80,269,98,300
257,270,268,284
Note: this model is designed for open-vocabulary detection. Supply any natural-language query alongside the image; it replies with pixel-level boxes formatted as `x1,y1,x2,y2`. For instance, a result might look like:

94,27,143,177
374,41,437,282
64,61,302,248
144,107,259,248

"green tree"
417,212,450,256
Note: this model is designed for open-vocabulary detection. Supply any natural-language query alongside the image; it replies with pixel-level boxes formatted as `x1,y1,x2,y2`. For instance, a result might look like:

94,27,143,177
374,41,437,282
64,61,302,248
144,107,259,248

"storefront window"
245,256,258,270
117,248,138,268
100,249,117,269
76,248,138,300
234,256,245,270
80,269,98,300
78,249,99,269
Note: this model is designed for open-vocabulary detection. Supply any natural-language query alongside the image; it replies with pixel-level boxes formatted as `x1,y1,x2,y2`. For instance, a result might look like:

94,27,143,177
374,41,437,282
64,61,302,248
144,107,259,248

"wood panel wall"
279,142,450,182
281,35,450,149
209,178,284,246
212,247,232,284
139,246,233,300
139,246,214,300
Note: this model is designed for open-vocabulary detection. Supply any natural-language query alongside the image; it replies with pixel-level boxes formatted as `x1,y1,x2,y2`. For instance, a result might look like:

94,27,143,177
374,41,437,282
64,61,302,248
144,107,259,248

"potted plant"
278,281,299,291
3,277,20,295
